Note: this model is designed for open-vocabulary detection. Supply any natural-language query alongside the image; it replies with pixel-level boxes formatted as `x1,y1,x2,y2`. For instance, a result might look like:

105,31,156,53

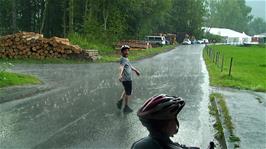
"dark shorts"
122,81,132,95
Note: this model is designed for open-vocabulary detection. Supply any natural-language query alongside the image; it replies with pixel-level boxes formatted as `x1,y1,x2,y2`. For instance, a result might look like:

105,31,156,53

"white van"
145,36,166,45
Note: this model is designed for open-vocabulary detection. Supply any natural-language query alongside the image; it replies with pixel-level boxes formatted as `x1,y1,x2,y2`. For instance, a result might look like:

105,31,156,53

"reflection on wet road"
0,45,213,149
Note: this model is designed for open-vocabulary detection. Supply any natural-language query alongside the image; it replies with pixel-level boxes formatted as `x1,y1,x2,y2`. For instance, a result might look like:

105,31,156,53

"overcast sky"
245,0,266,21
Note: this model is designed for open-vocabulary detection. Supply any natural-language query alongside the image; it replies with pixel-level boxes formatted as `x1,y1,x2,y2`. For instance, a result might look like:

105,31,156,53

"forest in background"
0,0,265,44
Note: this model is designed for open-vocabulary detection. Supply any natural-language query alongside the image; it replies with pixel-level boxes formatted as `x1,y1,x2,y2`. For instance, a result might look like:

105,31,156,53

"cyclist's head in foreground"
137,94,185,137
132,94,214,149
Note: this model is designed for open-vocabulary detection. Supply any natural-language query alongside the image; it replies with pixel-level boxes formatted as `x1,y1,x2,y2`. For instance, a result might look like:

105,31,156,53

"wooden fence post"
213,50,216,63
210,48,212,59
218,52,221,67
221,54,224,72
215,51,219,66
229,57,233,76
209,48,212,59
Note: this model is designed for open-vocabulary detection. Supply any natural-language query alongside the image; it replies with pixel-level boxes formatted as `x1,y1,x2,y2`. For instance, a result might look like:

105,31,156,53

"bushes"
68,33,114,53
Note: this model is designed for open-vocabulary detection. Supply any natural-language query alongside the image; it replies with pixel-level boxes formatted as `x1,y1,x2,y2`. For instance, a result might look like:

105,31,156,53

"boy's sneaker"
116,99,123,109
123,105,133,113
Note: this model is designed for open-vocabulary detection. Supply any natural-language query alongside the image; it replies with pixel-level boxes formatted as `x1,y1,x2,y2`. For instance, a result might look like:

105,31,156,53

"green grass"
68,33,114,53
0,71,41,88
209,93,225,140
218,94,234,134
229,135,240,142
98,45,176,62
211,93,234,135
204,45,266,92
69,33,176,62
209,93,240,145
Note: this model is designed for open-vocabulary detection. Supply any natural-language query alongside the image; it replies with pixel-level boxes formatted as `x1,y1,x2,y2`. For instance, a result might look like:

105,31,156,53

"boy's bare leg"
117,91,125,109
124,95,130,106
120,91,125,100
123,95,133,112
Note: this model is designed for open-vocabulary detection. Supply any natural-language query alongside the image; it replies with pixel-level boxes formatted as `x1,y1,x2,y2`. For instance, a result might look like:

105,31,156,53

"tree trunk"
83,0,89,24
102,2,109,31
69,0,74,33
63,1,67,37
103,11,108,31
12,0,17,33
40,0,48,33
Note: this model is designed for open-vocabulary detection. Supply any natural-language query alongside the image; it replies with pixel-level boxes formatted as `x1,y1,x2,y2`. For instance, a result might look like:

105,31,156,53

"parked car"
202,39,209,44
191,39,197,44
196,40,204,44
145,36,166,46
182,39,191,45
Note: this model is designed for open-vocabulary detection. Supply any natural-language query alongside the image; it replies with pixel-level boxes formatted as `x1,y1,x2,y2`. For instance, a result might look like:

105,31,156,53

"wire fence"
205,45,234,76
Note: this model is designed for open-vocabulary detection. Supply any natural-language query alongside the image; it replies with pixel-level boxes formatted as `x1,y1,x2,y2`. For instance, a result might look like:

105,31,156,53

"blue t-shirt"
120,56,132,81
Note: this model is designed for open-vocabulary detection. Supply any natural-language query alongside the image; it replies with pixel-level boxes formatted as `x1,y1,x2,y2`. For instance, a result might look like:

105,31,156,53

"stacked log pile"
116,40,152,50
0,32,98,61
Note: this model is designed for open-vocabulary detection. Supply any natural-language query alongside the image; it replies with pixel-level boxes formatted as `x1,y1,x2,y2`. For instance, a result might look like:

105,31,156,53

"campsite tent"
253,33,266,44
203,27,252,45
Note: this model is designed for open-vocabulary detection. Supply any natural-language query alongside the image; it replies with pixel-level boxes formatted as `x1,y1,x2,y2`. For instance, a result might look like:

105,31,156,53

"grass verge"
0,71,41,88
204,45,266,92
209,93,240,148
69,33,176,62
209,93,226,142
98,45,176,63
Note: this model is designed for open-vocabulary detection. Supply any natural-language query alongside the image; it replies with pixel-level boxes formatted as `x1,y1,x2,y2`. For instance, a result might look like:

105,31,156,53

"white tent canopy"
254,33,266,38
203,27,252,44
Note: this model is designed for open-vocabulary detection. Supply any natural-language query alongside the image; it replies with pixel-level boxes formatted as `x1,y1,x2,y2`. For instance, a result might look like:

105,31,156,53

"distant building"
252,33,266,44
202,27,252,45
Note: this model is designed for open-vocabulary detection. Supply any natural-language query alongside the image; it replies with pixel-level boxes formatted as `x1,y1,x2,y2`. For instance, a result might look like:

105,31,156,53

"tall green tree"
206,0,252,33
0,0,12,34
0,0,206,41
248,17,266,35
169,0,206,37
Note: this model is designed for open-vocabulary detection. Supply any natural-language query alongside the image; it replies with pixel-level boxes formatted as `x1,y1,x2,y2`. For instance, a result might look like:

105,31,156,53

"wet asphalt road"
213,87,266,149
0,45,213,149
